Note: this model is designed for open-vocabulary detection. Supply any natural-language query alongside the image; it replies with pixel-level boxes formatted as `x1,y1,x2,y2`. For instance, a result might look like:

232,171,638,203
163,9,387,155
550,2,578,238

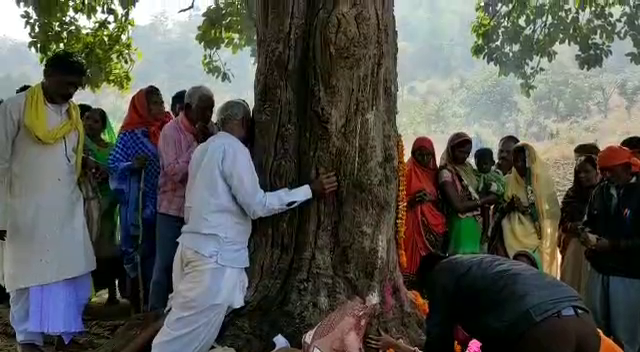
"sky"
0,0,217,41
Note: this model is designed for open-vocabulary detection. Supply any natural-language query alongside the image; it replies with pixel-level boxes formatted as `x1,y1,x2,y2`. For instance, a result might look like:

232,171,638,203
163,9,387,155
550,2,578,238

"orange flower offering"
408,290,429,317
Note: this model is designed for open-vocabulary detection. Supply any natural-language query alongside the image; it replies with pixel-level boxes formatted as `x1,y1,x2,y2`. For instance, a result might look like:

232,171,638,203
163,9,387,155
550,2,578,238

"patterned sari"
502,143,560,277
439,132,483,254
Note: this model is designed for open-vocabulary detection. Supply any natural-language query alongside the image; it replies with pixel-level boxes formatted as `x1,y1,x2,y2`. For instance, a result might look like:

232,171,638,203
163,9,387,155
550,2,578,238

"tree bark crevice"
217,1,424,351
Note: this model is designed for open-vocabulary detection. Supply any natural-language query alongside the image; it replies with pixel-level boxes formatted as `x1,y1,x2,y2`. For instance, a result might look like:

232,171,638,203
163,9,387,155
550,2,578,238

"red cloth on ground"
403,137,447,276
119,88,171,145
598,145,640,172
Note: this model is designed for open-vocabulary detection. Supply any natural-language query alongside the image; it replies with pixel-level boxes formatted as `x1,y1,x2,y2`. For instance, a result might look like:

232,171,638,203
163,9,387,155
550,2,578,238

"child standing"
474,148,505,244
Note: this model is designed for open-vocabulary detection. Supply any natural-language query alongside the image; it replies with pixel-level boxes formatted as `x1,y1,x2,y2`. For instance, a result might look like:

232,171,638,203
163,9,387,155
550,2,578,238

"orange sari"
402,137,447,277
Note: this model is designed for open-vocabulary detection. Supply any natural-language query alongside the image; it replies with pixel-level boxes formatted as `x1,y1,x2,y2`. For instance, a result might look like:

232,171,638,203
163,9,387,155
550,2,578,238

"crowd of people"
0,49,638,352
398,132,640,351
0,51,339,352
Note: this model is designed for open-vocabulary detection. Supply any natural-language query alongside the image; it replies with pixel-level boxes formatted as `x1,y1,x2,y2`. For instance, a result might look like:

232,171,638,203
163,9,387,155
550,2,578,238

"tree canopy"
16,0,139,90
5,0,640,149
195,0,255,82
16,0,640,97
471,1,640,95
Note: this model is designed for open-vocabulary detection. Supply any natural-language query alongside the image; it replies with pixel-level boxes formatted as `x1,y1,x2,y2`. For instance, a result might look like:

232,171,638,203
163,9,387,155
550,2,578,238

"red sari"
402,137,448,277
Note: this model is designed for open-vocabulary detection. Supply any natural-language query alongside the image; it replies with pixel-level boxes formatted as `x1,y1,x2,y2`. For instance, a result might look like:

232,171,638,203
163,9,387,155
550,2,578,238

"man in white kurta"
0,51,95,351
151,100,338,352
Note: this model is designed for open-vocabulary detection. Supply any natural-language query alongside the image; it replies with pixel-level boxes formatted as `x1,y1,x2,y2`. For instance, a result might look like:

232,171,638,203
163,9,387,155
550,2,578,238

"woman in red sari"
402,137,448,287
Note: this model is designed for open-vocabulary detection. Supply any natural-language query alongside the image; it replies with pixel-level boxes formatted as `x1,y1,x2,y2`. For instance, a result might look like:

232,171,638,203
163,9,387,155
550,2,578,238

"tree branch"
178,0,195,13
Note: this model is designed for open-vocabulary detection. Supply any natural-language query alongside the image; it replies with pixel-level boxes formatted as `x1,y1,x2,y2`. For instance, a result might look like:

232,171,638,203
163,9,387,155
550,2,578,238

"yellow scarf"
24,83,84,178
502,142,560,277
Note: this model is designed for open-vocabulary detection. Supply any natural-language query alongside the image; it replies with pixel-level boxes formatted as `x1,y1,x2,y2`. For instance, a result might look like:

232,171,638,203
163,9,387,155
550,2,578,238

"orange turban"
598,146,640,172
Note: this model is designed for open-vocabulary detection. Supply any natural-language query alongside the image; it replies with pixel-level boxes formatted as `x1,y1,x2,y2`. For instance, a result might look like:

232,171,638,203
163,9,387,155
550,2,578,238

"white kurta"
152,132,312,352
0,92,95,292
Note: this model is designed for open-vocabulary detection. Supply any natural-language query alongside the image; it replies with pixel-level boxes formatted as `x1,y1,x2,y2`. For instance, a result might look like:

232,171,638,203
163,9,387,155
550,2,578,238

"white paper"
272,334,291,351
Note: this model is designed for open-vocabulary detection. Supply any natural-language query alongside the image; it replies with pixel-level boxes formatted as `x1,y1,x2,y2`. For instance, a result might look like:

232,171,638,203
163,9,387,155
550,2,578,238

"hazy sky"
0,0,218,40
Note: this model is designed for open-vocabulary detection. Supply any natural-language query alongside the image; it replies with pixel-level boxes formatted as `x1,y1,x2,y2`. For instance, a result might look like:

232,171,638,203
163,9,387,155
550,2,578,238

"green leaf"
471,1,640,96
16,0,137,91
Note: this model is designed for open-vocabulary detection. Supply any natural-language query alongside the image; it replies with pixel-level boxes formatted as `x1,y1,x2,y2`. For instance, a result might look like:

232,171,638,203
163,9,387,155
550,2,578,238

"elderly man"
583,145,640,351
151,100,338,352
149,85,216,313
0,51,95,352
495,135,519,176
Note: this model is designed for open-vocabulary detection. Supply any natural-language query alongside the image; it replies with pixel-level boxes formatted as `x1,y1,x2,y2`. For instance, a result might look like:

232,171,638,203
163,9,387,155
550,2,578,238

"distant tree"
457,69,519,128
617,72,640,118
531,68,592,121
472,2,640,96
587,72,621,119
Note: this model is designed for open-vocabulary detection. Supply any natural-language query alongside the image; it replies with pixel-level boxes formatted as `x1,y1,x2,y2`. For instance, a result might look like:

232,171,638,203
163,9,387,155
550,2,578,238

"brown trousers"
485,313,601,352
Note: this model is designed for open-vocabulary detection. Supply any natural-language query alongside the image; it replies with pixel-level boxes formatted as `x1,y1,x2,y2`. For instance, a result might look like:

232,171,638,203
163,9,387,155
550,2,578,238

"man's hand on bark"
310,172,338,197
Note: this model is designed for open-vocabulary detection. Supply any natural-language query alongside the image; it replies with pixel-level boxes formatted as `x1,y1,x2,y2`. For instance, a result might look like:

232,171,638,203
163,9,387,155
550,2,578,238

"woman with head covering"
80,108,121,305
559,147,599,296
438,132,497,254
402,137,448,286
108,86,171,312
501,142,561,277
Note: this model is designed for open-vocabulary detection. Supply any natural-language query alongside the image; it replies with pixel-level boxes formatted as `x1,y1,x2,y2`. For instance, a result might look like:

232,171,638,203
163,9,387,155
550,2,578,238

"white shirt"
179,132,312,268
0,92,95,290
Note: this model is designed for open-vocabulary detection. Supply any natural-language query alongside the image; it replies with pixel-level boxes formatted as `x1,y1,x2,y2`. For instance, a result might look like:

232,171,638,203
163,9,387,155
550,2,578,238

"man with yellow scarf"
0,51,95,352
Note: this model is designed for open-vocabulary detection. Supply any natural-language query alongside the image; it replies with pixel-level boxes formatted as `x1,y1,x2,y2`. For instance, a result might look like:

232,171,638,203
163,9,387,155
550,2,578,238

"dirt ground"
0,294,130,352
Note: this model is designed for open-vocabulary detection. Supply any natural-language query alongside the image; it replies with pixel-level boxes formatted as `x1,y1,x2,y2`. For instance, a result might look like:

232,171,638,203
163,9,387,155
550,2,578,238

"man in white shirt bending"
151,99,338,352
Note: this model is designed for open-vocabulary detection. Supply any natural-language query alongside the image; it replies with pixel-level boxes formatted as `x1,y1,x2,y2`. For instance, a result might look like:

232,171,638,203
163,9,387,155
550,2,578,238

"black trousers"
484,311,601,352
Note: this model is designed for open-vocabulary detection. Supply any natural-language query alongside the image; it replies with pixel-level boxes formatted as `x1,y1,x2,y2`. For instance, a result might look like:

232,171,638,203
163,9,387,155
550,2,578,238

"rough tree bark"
218,0,424,350
98,1,423,351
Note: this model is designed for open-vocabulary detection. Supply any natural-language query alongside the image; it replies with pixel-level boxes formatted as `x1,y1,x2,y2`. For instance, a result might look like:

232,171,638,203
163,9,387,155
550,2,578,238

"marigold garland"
396,135,408,270
408,290,429,317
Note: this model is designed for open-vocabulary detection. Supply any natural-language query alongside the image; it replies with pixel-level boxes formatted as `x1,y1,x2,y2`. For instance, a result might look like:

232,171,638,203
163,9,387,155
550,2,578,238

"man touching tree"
151,100,338,352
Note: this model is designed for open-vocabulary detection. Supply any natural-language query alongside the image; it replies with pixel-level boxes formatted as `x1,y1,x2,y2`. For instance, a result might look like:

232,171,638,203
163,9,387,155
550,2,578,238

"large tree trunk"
99,1,423,351
218,0,423,351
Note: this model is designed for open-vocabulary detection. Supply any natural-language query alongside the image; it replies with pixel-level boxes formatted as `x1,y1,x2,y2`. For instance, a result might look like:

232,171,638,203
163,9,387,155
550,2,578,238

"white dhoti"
152,244,247,352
